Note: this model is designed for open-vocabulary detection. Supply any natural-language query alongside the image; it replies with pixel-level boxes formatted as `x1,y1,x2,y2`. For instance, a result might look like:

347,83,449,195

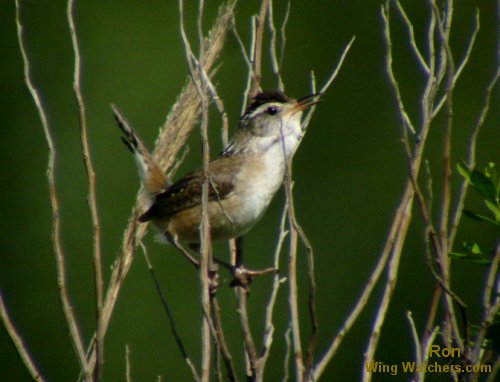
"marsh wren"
114,91,319,250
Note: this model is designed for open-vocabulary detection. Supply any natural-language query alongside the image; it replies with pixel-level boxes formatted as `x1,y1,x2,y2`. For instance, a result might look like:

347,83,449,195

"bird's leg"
189,243,236,272
170,235,276,291
229,236,277,291
166,233,200,269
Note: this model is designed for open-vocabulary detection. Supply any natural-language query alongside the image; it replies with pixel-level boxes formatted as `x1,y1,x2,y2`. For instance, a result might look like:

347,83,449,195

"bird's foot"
229,265,277,292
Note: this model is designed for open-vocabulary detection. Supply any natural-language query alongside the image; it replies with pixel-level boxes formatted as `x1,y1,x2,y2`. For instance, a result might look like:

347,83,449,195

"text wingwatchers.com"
365,345,492,377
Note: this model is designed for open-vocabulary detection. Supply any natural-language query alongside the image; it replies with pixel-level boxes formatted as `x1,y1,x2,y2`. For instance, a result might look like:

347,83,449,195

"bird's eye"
266,106,277,116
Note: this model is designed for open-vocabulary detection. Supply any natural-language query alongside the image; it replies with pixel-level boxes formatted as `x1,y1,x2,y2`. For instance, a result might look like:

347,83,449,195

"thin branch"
256,204,289,381
394,0,430,74
406,311,422,368
186,52,229,147
0,291,45,382
231,21,253,74
125,345,131,382
314,184,412,379
140,243,200,382
433,0,455,263
179,1,214,380
451,9,479,84
282,325,292,382
249,0,269,98
432,0,453,98
432,9,480,118
431,0,465,353
242,16,257,113
422,285,441,353
417,325,440,382
448,66,500,245
381,3,416,135
278,2,290,71
15,1,90,378
302,36,356,130
67,0,104,378
268,0,284,91
283,173,304,381
237,289,258,378
362,196,413,382
210,298,238,382
297,221,317,379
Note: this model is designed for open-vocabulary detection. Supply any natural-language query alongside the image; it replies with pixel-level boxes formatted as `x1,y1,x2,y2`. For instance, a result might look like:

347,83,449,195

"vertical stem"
249,0,269,98
67,0,104,379
0,291,45,382
237,289,258,379
283,165,304,381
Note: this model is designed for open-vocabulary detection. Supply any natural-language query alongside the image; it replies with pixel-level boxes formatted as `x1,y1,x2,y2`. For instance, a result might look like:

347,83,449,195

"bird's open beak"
288,93,322,114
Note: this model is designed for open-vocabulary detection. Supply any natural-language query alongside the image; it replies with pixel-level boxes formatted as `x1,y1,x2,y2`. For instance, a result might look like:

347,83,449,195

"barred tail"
111,104,167,197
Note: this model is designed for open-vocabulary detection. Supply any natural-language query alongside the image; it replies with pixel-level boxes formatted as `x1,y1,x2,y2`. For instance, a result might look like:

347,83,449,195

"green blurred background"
0,1,498,381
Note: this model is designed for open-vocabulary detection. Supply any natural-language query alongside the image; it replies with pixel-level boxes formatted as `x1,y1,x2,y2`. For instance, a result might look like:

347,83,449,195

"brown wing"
138,156,243,222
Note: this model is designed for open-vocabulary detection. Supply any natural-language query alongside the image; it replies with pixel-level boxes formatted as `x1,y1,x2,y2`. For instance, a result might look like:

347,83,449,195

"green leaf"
449,241,493,266
463,209,500,226
485,199,500,222
450,252,467,259
471,169,497,204
457,160,472,182
449,252,491,266
485,162,497,179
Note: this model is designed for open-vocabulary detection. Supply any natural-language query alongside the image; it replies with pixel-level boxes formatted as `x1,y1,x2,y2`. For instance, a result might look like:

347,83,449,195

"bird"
113,90,319,273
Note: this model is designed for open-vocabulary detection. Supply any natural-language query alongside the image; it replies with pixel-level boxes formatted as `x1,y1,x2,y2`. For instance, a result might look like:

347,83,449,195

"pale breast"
231,148,286,227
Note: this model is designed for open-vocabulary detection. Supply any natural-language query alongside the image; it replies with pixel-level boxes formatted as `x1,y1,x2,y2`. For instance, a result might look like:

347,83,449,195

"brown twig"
430,0,464,354
140,243,200,381
432,9,480,118
237,289,259,379
125,345,131,382
283,171,304,381
179,1,215,379
249,0,269,98
394,0,429,74
0,291,45,382
382,1,416,135
433,0,455,275
278,2,290,72
406,311,423,368
293,215,318,380
283,325,292,381
314,177,416,379
302,36,355,130
362,195,414,382
15,1,90,379
267,0,285,92
233,16,256,114
66,0,105,378
211,297,238,382
256,204,289,381
448,66,500,245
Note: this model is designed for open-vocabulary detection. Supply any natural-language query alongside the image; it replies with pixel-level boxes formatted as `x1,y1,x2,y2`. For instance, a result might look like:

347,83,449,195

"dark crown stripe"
244,90,289,116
